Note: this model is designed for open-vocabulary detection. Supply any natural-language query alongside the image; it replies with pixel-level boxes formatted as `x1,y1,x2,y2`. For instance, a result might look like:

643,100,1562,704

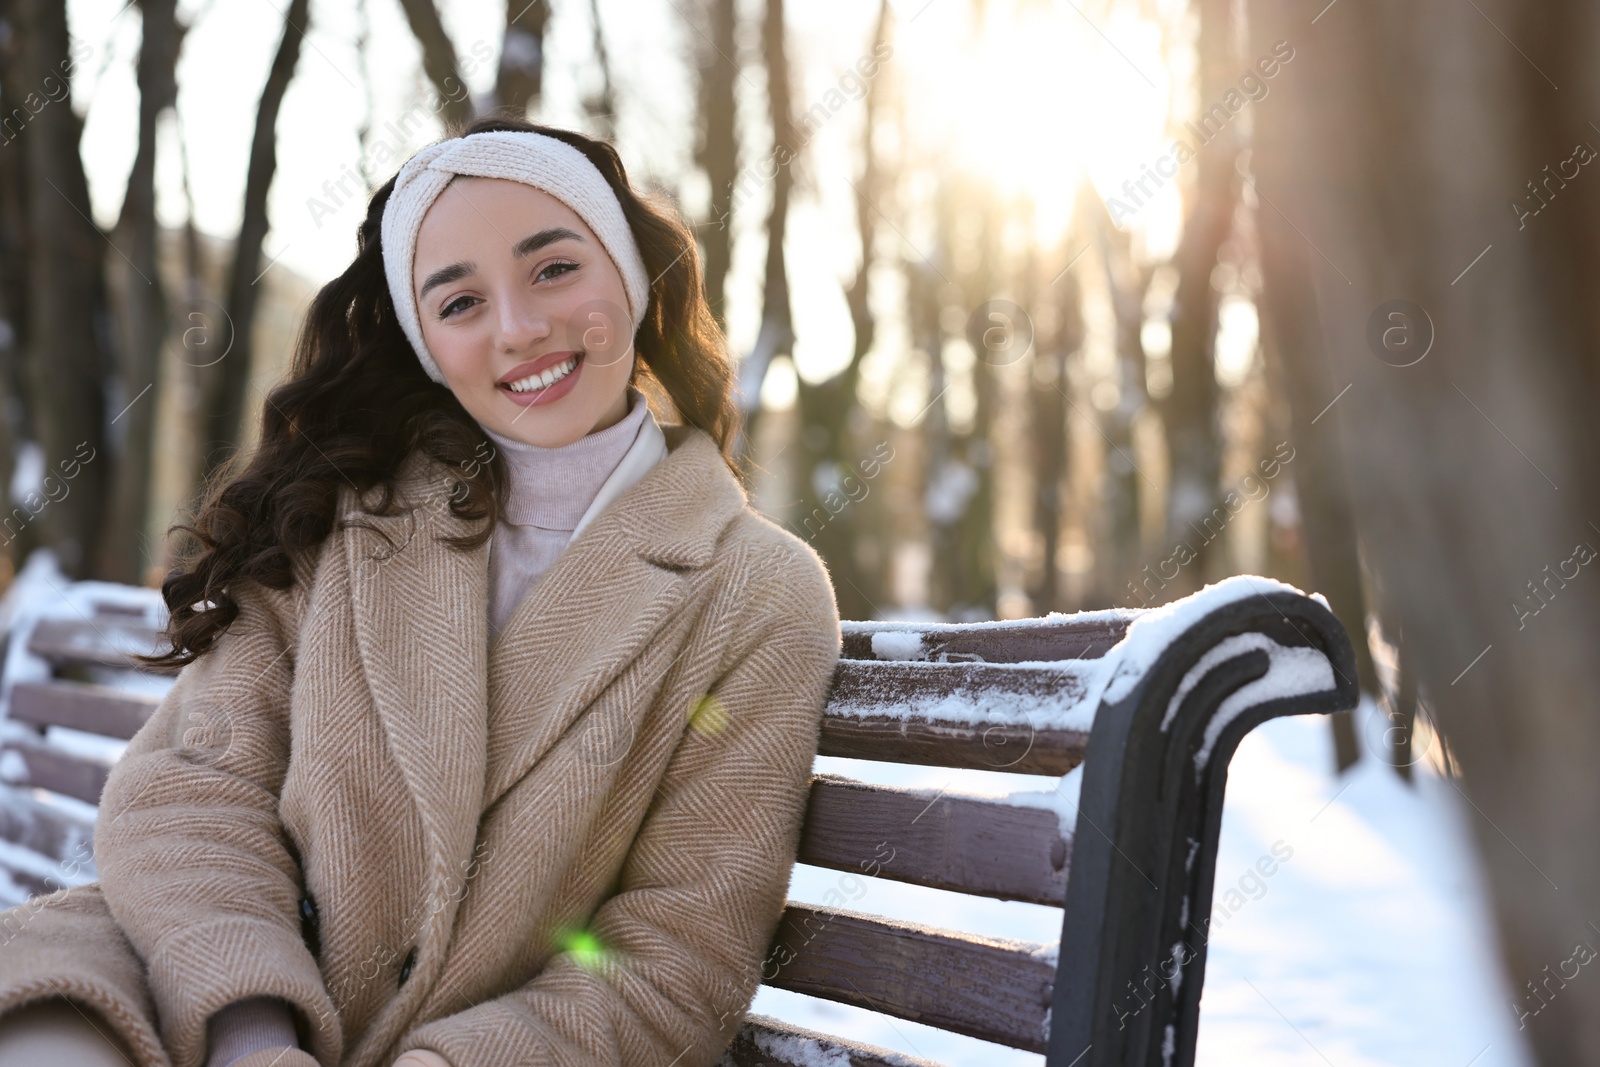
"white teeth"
505,355,578,393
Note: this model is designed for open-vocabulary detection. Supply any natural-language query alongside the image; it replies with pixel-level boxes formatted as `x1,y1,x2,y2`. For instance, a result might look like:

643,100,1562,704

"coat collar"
338,425,747,942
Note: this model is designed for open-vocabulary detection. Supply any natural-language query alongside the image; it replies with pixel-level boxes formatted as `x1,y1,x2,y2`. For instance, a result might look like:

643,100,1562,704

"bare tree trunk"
100,0,181,585
692,0,738,328
9,0,111,579
946,186,1000,619
1087,196,1150,608
198,0,308,488
495,0,547,118
394,0,473,131
1163,0,1239,593
0,2,35,579
920,174,991,618
355,0,377,194
157,101,212,582
581,0,617,140
913,238,957,615
735,0,797,459
1251,0,1600,1059
1255,203,1373,771
788,0,894,622
1029,236,1085,614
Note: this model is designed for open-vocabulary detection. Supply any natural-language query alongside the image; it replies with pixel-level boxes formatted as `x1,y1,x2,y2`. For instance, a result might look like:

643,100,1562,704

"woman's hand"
392,1051,453,1067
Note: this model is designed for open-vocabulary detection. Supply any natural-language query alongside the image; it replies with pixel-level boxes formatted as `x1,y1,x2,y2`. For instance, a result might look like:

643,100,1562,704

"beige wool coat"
0,424,842,1067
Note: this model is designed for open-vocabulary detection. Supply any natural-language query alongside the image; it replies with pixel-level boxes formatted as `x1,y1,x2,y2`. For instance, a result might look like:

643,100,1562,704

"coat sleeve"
397,542,842,1067
94,577,340,1067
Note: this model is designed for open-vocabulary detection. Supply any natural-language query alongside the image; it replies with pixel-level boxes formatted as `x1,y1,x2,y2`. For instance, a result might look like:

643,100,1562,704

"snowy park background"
2,0,1599,1062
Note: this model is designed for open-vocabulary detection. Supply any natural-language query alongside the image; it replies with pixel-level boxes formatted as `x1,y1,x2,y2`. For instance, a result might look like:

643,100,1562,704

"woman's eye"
538,261,579,283
440,295,479,319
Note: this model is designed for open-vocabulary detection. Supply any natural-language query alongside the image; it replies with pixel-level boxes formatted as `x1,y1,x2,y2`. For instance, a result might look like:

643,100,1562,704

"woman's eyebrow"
512,227,586,260
420,262,475,300
419,228,587,301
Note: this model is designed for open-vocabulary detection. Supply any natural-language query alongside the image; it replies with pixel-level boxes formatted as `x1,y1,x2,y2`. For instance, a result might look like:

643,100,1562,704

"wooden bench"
0,576,171,903
0,574,1356,1067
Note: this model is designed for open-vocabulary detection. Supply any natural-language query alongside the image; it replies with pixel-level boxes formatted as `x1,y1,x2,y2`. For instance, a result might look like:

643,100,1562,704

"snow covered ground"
760,710,1535,1066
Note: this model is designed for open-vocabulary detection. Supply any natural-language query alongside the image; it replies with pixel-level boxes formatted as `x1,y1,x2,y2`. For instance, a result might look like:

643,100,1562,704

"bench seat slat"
764,903,1055,1054
798,774,1070,906
8,681,161,741
718,1013,948,1067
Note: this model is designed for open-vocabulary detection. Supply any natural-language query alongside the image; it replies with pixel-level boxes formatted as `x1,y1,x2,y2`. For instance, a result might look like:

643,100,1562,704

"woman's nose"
494,291,552,352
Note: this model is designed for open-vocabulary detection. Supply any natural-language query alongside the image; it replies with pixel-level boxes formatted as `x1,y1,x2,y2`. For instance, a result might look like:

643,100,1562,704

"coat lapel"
342,456,492,909
341,426,748,911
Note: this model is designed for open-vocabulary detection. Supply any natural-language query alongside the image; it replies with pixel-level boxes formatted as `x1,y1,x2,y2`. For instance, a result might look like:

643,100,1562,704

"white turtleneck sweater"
479,384,667,638
202,387,668,1067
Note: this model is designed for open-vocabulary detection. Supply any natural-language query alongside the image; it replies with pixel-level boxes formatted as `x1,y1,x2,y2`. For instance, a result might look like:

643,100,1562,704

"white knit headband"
380,130,651,385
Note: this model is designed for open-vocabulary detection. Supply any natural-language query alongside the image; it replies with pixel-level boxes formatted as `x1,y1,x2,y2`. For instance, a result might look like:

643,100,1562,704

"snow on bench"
0,561,1356,1067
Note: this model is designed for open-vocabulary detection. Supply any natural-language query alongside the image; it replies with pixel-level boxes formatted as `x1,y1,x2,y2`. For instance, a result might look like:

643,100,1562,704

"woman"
0,116,841,1067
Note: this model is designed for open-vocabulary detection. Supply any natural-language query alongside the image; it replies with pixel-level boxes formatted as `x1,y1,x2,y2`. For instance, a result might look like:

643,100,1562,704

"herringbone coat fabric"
0,424,842,1067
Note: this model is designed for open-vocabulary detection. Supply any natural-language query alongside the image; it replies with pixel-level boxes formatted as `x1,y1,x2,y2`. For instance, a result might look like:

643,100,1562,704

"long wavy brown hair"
141,115,740,671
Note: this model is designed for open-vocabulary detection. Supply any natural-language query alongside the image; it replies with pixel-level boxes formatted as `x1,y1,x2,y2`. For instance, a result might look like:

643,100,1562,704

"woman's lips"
497,350,581,385
498,352,584,407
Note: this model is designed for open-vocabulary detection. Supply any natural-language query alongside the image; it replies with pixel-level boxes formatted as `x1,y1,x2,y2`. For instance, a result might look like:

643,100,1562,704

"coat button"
398,946,416,986
299,895,321,958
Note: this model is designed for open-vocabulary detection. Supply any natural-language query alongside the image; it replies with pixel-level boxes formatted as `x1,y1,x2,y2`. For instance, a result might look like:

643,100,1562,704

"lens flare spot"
688,693,729,737
554,925,615,973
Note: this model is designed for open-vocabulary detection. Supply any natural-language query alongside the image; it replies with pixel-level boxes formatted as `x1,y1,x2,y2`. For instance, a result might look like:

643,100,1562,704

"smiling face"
412,176,637,447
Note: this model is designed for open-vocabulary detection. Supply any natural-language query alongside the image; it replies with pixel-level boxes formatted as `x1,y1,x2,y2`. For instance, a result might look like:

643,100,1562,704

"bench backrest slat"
820,660,1095,776
9,681,160,740
798,773,1070,906
25,617,170,670
0,735,111,806
764,903,1056,1054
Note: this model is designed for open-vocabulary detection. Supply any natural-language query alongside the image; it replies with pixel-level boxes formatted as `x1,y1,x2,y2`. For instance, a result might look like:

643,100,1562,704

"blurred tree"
790,0,893,622
580,0,617,140
0,0,112,580
908,227,953,614
735,0,797,456
0,0,38,580
1251,0,1600,1058
690,0,738,329
1087,191,1151,609
1255,195,1375,771
495,0,547,117
197,0,308,489
100,0,182,585
938,179,998,619
395,0,474,131
1162,0,1238,596
354,0,378,195
919,172,987,618
1256,309,1314,591
1028,228,1086,614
